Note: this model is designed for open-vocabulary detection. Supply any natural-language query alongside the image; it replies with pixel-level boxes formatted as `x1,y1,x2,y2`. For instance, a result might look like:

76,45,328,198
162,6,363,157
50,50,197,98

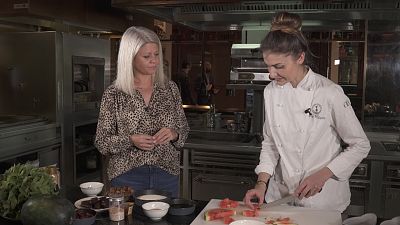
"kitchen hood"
112,0,400,31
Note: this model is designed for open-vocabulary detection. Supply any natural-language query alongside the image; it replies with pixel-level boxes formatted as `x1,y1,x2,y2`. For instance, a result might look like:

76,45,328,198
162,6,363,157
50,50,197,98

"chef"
243,11,370,214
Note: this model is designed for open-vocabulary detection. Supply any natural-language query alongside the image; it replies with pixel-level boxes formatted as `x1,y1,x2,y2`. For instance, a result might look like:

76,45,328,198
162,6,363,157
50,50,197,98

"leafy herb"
0,164,58,219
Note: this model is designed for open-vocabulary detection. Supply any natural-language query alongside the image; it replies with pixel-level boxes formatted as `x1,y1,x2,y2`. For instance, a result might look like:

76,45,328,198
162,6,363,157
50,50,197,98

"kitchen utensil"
79,182,103,196
142,201,170,221
168,198,196,216
73,209,96,225
191,199,341,225
260,194,295,209
134,189,171,207
74,196,109,212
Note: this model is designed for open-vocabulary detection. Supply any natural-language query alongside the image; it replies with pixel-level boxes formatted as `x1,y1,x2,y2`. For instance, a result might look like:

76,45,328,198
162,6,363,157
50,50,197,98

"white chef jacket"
255,68,370,212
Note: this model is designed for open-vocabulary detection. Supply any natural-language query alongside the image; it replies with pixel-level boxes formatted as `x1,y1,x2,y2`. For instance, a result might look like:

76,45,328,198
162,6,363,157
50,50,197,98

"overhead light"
334,60,340,65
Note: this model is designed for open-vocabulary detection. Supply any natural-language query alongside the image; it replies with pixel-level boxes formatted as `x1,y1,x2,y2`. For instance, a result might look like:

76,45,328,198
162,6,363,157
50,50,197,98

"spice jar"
109,196,125,221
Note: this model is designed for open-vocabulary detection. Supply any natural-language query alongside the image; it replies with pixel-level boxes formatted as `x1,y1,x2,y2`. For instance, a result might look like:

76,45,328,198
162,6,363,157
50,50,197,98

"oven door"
349,179,369,216
191,171,255,201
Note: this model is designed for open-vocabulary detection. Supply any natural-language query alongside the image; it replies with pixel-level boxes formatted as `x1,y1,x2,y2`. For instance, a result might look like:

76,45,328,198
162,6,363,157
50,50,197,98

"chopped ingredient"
219,198,240,208
204,208,236,221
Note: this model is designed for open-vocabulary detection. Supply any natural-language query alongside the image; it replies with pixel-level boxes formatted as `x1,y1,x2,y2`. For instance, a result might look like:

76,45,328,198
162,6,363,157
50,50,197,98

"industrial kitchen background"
0,0,399,220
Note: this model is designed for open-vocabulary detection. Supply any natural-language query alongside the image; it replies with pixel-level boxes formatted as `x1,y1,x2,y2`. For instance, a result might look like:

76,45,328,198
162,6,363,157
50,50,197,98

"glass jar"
109,196,125,221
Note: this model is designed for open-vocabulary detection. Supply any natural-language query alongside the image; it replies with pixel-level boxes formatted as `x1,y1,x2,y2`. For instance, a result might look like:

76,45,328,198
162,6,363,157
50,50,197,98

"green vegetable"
0,164,58,219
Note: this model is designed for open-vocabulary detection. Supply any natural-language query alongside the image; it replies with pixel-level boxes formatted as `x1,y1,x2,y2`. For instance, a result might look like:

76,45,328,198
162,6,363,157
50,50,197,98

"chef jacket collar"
272,66,315,92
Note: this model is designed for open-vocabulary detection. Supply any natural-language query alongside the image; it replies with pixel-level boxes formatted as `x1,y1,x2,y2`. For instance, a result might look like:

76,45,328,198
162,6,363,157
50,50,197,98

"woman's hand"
130,134,155,151
153,128,178,145
243,183,267,210
294,167,333,199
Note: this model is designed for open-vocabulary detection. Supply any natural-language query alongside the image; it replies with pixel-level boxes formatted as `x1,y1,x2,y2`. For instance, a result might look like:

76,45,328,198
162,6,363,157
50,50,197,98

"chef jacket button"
296,169,301,173
276,124,281,127
299,129,305,133
277,143,282,147
297,149,302,154
281,181,285,185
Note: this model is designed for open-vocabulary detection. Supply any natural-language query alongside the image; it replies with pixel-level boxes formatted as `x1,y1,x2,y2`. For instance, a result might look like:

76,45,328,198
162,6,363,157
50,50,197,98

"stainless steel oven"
349,161,370,216
72,56,105,113
383,163,400,218
188,148,259,201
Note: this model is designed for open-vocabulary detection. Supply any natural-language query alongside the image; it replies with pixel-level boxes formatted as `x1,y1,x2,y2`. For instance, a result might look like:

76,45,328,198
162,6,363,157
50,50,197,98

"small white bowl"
142,201,170,221
79,182,104,196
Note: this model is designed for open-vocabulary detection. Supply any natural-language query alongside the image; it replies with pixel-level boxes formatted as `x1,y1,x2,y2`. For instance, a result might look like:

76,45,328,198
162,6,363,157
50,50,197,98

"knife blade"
261,194,296,209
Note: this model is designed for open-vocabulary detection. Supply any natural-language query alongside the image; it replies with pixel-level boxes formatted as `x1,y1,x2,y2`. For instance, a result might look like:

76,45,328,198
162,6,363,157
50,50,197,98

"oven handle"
195,177,251,186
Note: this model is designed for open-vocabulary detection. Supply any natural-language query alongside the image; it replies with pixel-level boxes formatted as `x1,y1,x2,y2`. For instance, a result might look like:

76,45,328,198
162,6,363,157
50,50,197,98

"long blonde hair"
114,26,168,96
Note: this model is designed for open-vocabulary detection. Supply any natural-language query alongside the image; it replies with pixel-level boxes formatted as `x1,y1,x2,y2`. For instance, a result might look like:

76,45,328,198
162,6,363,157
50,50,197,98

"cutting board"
190,199,342,225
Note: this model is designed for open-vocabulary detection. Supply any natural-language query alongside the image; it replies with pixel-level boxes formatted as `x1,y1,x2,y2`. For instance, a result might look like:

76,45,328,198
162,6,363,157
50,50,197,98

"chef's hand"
153,127,178,145
294,167,333,199
130,134,155,151
243,183,267,210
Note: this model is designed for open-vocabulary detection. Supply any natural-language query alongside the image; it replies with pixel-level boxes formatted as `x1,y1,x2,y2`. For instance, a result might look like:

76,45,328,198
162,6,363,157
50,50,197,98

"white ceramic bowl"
79,182,104,196
142,201,170,221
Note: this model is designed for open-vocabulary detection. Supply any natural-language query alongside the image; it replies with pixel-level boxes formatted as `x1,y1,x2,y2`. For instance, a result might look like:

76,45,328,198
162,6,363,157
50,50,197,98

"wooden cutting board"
190,199,342,225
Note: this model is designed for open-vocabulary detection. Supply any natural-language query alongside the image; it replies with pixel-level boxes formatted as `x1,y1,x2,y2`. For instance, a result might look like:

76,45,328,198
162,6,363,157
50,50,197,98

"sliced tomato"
204,208,236,221
219,198,239,208
242,209,259,217
223,216,235,224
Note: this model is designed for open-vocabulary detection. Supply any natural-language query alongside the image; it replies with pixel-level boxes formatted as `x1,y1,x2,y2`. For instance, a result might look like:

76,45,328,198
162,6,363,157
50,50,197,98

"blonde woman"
95,26,189,197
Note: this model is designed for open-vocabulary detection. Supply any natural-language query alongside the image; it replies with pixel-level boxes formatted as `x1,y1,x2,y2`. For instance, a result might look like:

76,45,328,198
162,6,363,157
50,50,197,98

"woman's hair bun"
270,11,302,34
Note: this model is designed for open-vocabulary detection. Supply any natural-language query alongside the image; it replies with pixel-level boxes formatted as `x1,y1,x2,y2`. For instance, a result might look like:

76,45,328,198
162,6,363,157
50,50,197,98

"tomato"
204,208,236,221
219,198,239,208
223,216,235,224
242,209,259,217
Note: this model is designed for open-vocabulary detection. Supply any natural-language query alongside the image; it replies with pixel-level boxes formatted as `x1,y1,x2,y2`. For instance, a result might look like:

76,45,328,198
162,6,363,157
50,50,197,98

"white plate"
230,220,266,225
74,196,109,212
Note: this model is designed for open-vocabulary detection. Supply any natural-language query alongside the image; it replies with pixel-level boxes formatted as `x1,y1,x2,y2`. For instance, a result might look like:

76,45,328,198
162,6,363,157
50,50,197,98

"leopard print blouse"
94,81,189,180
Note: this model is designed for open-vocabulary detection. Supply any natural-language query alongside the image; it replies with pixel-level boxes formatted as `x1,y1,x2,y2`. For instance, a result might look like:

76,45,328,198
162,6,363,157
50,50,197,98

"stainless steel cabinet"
180,144,259,201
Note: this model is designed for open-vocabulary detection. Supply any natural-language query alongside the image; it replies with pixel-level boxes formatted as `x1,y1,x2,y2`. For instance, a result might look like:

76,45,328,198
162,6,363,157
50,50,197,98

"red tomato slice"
242,209,259,217
204,208,236,221
219,198,239,208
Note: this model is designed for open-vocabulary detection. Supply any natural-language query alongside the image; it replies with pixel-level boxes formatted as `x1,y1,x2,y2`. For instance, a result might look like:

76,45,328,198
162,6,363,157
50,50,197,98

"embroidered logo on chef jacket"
311,103,325,119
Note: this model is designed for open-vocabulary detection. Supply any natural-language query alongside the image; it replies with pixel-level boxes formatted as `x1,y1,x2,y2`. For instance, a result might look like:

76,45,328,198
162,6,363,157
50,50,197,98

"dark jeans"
110,165,179,198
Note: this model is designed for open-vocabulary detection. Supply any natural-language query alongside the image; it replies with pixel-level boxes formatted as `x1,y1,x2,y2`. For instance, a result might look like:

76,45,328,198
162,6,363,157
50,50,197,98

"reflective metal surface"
188,130,261,145
112,0,397,31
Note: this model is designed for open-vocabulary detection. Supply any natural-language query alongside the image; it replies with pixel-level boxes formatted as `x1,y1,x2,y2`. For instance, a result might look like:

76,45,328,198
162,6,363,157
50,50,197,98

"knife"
260,194,296,209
